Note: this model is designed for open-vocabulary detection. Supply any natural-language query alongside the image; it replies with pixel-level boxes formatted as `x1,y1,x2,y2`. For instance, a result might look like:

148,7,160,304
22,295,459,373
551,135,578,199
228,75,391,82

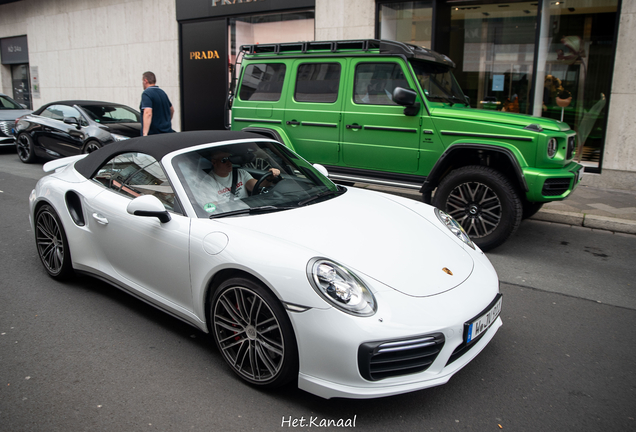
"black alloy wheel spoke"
214,286,285,383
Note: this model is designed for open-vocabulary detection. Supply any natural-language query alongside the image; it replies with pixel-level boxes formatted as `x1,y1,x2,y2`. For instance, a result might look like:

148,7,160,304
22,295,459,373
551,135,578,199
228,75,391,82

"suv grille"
0,121,12,137
567,135,576,160
358,333,445,381
542,178,571,196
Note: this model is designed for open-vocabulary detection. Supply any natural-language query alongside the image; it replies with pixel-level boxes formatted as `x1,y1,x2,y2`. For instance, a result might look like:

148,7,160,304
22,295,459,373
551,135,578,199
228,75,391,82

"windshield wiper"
298,189,343,206
209,205,294,219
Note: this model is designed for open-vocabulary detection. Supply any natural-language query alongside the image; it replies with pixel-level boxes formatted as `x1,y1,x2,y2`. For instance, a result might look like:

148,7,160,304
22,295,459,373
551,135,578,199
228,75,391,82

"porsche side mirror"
313,163,329,178
392,87,420,116
63,117,79,126
127,195,171,223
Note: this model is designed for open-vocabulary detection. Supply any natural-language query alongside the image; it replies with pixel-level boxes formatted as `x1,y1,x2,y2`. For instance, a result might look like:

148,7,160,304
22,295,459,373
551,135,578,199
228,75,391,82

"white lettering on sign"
7,45,23,53
212,0,265,7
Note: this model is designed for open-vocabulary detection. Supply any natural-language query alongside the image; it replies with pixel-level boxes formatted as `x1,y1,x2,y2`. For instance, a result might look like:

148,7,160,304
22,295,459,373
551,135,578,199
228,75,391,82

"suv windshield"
410,60,467,106
172,141,343,218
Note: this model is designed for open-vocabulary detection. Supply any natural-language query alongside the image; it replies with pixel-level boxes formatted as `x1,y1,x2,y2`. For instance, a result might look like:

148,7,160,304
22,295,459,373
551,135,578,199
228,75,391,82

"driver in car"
208,151,280,201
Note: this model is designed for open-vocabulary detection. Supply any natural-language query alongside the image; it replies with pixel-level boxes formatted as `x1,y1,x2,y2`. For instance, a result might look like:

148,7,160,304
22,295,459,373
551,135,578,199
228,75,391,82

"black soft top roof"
34,100,132,115
74,130,266,179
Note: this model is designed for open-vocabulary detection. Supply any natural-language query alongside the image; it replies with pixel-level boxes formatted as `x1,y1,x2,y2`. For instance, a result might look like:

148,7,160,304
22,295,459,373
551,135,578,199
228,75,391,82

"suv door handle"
346,124,362,130
286,120,300,126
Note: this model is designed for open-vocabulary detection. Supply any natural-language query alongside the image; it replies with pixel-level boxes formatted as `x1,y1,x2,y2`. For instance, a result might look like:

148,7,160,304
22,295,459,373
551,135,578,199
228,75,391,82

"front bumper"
523,161,584,202
289,253,501,399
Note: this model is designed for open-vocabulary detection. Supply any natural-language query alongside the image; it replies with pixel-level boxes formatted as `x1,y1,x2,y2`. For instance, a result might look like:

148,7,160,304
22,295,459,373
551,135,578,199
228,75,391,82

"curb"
531,209,636,235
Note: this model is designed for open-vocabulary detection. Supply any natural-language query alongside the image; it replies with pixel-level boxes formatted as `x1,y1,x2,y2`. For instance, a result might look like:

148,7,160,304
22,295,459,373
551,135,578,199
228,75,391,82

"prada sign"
177,0,314,20
190,50,221,60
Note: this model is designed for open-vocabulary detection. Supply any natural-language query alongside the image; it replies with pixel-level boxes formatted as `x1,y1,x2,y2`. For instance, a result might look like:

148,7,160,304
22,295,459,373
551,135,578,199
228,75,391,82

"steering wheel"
252,172,279,195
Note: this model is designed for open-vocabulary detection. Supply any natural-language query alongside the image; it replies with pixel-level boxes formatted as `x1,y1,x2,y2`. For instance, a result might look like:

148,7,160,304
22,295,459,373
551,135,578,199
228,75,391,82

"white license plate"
466,294,502,344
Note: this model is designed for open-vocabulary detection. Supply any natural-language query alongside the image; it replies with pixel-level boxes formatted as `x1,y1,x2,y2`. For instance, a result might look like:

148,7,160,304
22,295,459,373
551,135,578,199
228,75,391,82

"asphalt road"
1,147,635,431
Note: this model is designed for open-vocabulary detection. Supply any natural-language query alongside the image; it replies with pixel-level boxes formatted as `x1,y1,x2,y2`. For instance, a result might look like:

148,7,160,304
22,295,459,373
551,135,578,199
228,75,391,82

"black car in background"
15,100,141,163
0,93,32,147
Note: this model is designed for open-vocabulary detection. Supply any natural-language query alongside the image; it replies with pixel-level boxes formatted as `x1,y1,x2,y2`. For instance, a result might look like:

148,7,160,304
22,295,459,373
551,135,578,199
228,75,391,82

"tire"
82,140,102,154
211,277,298,389
35,204,73,279
16,133,37,163
522,200,544,220
432,166,522,251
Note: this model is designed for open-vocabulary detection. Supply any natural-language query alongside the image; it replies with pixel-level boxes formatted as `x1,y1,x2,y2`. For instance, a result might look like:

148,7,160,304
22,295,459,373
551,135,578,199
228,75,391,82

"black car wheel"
35,205,73,279
211,277,298,388
432,165,522,251
16,133,36,163
82,140,102,154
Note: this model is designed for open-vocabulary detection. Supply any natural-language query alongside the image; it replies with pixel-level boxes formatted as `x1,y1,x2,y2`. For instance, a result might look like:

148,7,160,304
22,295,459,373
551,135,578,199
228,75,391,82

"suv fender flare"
240,126,296,152
420,143,529,199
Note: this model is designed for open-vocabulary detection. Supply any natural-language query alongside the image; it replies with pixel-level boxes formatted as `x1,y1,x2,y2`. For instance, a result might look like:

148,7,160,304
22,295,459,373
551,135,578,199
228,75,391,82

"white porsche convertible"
29,131,502,399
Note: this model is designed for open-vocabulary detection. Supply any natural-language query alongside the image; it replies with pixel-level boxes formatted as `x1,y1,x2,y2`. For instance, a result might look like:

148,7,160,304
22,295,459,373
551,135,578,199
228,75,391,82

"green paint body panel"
230,40,583,203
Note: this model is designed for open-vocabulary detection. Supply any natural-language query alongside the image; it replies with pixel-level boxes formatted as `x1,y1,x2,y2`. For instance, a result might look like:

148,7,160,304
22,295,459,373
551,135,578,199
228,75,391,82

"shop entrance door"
11,64,31,109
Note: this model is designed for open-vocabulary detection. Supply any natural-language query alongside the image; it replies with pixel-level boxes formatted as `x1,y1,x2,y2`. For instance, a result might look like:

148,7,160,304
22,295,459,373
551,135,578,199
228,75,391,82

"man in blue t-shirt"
140,71,175,136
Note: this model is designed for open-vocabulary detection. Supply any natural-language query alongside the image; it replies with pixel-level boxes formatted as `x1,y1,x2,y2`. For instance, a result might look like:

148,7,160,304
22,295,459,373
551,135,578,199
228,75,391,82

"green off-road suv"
229,40,583,250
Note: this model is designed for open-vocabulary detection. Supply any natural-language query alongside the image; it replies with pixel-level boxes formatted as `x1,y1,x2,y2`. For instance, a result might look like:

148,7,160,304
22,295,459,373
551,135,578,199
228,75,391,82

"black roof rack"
240,39,455,68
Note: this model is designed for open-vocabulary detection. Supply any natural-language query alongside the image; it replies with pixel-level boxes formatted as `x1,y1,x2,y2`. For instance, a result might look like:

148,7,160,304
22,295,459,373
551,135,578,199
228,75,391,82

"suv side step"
328,173,424,190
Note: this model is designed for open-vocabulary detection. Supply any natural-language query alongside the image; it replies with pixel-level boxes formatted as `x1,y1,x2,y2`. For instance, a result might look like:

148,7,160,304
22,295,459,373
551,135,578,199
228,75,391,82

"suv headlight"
307,258,376,316
435,208,475,249
547,137,558,158
111,133,130,142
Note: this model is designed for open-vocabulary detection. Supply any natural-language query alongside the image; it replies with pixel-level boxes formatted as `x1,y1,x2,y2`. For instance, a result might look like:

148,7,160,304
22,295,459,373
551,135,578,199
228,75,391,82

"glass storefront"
533,0,619,168
377,0,620,170
229,11,315,78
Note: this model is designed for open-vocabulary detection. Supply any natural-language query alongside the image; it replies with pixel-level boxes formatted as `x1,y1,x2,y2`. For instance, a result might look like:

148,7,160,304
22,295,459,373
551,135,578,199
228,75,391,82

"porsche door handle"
92,213,109,225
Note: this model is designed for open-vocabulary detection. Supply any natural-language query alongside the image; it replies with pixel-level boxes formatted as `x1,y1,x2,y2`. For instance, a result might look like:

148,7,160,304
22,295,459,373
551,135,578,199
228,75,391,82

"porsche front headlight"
307,258,376,316
435,208,475,250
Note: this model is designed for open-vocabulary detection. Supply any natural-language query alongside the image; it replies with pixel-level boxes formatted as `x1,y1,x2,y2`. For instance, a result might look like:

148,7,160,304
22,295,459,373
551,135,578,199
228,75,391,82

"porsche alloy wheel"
35,205,73,279
212,278,298,388
432,165,522,251
16,133,36,163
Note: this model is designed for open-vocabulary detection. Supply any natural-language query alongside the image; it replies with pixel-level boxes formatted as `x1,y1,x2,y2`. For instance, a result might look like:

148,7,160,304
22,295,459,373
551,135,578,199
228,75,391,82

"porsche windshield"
410,60,467,106
172,141,343,218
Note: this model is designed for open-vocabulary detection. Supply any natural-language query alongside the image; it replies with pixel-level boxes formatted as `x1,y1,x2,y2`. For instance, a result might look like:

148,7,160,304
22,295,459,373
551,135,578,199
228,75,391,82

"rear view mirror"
313,164,329,178
392,87,420,116
127,195,171,223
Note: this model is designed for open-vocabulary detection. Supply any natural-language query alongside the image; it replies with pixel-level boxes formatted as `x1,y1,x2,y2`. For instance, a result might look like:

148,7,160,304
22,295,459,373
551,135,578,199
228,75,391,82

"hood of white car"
222,188,474,297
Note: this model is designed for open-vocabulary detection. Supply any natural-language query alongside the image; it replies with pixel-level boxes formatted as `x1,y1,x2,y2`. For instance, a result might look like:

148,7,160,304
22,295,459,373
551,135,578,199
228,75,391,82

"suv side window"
294,63,341,103
92,152,179,213
353,63,410,105
239,63,286,101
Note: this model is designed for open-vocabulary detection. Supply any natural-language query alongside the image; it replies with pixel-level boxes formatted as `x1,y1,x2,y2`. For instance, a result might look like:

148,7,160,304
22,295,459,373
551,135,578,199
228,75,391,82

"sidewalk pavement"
354,179,636,236
533,183,636,235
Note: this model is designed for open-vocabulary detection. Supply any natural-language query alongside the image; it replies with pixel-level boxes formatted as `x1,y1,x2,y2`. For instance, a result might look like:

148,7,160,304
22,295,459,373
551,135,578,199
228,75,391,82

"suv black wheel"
16,133,36,163
432,166,522,251
211,277,298,389
35,205,73,279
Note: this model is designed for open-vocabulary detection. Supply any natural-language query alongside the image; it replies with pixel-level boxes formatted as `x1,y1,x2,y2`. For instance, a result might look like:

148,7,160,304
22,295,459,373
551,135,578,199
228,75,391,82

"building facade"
0,0,633,189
